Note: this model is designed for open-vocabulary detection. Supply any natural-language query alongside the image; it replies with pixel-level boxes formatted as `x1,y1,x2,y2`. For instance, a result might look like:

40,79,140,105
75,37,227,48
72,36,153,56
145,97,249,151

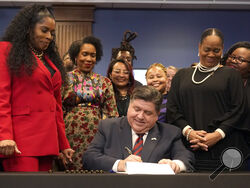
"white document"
126,162,175,175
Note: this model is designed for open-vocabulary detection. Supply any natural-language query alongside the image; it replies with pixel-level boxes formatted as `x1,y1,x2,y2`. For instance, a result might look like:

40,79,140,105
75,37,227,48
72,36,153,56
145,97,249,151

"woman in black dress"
223,41,250,170
167,28,249,171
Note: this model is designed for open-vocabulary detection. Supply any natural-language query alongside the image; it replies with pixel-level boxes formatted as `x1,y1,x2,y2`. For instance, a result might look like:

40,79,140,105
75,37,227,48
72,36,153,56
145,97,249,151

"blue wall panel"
0,8,19,37
93,9,250,76
1,7,250,77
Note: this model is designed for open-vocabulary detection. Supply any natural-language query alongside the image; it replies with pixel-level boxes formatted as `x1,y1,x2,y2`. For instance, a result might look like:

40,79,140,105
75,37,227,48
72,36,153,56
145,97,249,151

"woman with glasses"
222,41,250,83
223,41,250,170
167,28,249,171
107,59,135,117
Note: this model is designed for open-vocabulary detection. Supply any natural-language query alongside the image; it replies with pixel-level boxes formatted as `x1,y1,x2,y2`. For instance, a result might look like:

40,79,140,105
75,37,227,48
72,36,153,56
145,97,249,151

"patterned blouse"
62,69,118,170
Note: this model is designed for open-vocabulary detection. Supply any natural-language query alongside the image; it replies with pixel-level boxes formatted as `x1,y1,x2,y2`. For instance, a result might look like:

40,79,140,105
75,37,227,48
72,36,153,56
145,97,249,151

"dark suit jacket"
83,117,194,171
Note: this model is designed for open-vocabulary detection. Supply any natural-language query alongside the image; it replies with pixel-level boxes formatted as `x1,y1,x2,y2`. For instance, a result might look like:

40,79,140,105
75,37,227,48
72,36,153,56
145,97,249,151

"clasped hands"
185,129,222,151
117,155,180,173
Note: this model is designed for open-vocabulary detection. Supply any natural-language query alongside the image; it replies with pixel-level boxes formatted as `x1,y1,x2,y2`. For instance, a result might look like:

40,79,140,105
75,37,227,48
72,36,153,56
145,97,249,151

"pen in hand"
125,146,132,155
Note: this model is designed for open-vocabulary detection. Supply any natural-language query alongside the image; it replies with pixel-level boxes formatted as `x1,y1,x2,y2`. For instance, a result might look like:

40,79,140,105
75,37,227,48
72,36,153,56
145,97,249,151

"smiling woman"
30,17,55,51
146,63,168,123
107,59,135,117
62,36,118,170
0,4,74,172
223,42,250,169
167,28,250,171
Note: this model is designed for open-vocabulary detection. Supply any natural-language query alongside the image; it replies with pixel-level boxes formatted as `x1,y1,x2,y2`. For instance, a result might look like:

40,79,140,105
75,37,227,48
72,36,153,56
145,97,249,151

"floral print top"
62,69,118,170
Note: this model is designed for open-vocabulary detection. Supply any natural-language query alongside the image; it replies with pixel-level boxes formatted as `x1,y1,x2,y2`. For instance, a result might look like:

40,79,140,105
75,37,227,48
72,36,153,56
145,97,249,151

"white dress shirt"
112,129,187,172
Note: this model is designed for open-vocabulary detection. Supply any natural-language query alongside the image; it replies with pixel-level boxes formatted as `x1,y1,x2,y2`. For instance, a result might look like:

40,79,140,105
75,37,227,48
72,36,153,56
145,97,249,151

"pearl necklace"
191,63,220,84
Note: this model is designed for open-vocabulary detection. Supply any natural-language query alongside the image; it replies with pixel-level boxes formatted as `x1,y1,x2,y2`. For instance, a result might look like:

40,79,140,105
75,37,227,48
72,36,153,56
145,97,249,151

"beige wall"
53,6,94,57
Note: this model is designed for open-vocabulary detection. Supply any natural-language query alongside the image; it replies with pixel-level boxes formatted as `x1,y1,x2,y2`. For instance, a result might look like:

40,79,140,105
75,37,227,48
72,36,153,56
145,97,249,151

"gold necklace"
30,46,44,60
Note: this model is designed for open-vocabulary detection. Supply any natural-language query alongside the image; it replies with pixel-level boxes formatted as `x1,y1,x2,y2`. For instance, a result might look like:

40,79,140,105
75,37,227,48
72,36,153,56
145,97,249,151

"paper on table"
126,162,175,175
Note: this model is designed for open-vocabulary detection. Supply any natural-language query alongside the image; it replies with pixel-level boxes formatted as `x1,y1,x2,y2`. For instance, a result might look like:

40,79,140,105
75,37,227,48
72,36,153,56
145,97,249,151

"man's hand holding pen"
117,154,142,172
117,146,142,172
123,147,181,173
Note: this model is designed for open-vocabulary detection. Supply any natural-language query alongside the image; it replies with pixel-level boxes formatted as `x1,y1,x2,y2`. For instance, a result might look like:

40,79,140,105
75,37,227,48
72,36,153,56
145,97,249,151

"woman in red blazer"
0,4,74,171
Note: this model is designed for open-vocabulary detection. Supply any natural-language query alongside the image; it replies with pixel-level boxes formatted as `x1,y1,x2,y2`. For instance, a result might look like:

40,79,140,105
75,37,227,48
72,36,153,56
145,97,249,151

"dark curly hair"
1,4,66,83
111,30,138,65
106,58,135,99
221,41,250,65
68,36,103,65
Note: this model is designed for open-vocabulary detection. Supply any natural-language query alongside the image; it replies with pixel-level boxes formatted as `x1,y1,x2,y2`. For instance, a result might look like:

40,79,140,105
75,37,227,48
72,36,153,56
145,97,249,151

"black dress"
242,78,250,132
116,95,130,117
242,78,250,170
167,66,249,171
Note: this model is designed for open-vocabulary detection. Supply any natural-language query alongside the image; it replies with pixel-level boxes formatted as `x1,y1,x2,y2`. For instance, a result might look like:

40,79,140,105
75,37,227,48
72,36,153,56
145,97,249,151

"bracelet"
186,129,193,141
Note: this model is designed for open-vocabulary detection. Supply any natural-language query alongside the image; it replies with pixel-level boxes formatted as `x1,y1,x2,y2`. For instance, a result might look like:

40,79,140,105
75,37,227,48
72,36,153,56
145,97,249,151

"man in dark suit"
83,86,194,173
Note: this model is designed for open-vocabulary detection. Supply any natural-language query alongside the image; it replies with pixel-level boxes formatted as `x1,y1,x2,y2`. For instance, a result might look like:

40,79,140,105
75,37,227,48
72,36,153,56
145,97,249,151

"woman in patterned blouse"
62,36,118,170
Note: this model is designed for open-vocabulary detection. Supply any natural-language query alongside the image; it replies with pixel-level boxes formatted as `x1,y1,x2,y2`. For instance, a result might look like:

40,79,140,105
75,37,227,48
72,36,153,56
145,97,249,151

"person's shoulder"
134,80,143,87
219,66,241,77
0,41,12,50
67,69,79,80
156,122,182,140
175,67,192,75
172,67,192,79
100,116,125,127
93,72,103,79
178,67,193,73
0,41,11,46
0,42,12,59
68,68,80,75
220,65,234,72
98,117,128,135
96,73,112,83
157,121,181,134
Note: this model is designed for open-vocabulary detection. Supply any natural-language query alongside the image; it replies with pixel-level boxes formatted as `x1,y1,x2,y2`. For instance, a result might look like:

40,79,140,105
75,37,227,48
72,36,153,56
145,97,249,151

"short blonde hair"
166,65,178,72
145,63,167,78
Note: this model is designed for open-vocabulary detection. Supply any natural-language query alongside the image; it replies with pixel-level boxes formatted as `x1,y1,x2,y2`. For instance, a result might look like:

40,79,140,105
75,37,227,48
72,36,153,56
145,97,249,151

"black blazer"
83,117,195,171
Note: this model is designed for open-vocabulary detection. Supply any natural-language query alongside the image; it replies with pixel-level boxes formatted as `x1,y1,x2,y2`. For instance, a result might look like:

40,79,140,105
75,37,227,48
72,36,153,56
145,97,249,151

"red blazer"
0,42,70,157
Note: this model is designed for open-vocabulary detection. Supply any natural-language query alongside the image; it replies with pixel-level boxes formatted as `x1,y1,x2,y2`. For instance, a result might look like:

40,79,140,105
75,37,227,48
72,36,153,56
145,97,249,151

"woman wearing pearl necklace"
167,28,249,171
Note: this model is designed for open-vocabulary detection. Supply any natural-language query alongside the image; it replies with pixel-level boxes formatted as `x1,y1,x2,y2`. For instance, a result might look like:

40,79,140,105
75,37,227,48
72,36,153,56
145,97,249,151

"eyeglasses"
228,55,250,64
113,69,130,75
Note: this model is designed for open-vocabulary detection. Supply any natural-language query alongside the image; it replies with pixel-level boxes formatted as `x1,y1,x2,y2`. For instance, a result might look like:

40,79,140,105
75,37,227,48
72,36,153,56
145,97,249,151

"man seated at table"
82,86,194,173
